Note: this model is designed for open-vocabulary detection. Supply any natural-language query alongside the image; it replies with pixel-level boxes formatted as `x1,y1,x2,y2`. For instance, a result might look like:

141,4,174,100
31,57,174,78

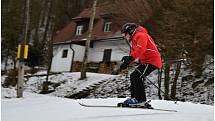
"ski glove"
120,56,134,70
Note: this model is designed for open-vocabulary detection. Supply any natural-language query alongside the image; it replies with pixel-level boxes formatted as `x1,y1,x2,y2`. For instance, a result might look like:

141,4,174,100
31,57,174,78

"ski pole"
135,68,178,104
145,76,177,104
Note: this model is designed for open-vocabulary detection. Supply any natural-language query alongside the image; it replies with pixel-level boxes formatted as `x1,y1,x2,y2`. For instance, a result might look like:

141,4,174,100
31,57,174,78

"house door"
102,49,112,62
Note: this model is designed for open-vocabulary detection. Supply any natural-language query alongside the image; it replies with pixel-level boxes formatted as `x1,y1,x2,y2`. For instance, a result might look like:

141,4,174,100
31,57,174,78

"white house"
51,7,130,73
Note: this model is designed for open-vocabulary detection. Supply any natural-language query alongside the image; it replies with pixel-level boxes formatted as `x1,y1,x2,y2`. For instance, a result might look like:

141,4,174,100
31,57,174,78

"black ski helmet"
121,23,137,36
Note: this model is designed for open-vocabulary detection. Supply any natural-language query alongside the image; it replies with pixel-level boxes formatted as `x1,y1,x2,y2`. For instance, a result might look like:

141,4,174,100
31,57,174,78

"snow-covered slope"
2,92,213,121
25,72,116,97
3,69,213,105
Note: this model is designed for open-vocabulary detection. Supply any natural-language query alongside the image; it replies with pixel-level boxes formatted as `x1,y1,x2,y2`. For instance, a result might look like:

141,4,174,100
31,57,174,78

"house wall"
51,44,85,72
51,39,130,72
88,39,129,62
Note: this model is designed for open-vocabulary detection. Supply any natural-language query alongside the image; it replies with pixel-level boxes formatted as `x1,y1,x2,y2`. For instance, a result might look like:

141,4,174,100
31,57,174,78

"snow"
25,72,116,97
1,87,16,99
2,92,214,121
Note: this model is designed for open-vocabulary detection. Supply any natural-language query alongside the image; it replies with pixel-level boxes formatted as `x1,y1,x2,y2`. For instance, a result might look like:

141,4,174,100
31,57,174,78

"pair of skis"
78,101,177,112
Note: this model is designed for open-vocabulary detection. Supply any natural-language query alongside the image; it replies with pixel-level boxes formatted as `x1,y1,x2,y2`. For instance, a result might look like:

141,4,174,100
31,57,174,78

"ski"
78,102,177,112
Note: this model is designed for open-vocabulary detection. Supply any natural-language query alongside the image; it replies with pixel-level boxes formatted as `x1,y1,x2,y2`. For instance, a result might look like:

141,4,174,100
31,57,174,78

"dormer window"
76,25,83,35
104,22,112,32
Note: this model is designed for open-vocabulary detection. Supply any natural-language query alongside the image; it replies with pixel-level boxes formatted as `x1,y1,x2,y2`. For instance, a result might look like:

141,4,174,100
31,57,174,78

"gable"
53,7,121,45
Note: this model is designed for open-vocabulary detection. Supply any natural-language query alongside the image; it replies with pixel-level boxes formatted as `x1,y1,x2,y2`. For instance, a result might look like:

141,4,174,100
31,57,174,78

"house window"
76,25,83,35
103,49,112,62
104,22,112,32
62,49,68,58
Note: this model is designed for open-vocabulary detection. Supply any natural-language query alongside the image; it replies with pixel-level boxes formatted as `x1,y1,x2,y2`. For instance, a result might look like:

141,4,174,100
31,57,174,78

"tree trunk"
39,0,48,28
157,68,162,99
42,0,52,47
43,0,53,77
80,0,97,80
170,61,181,100
42,34,54,94
4,48,10,74
164,62,170,100
33,11,41,47
42,0,53,94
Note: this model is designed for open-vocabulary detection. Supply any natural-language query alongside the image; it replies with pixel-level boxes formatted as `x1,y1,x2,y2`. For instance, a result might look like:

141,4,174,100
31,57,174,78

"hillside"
17,59,214,105
2,60,213,105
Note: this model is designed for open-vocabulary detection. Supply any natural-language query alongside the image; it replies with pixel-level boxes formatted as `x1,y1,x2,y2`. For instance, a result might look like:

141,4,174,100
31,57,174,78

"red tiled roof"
53,7,121,44
72,7,104,20
53,22,76,44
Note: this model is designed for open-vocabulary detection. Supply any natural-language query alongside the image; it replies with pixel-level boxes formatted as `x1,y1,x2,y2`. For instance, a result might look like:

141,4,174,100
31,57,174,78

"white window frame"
76,25,83,35
104,22,112,32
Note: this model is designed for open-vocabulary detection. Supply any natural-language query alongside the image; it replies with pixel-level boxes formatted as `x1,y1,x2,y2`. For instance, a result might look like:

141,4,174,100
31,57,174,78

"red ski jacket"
130,25,162,69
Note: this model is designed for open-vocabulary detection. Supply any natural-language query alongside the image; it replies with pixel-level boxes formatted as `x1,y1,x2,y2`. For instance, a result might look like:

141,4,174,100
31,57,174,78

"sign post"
17,0,30,98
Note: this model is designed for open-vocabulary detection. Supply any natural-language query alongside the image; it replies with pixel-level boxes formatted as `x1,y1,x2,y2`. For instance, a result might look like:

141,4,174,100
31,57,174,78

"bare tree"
157,69,163,99
163,62,170,100
80,0,98,79
41,0,54,94
170,61,181,100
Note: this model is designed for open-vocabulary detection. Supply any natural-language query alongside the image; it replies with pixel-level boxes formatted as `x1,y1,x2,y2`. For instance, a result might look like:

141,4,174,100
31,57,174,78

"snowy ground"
25,72,116,97
2,92,214,121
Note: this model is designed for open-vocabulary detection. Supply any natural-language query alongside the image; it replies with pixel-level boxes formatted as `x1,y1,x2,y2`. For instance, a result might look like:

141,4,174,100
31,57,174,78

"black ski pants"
130,64,157,102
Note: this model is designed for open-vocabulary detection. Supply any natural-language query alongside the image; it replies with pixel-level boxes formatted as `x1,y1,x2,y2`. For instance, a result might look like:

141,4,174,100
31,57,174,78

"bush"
3,69,18,87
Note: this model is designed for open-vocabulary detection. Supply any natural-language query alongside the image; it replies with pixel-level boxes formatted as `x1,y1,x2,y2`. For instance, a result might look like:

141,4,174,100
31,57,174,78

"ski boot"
117,98,142,107
117,98,137,107
117,98,153,109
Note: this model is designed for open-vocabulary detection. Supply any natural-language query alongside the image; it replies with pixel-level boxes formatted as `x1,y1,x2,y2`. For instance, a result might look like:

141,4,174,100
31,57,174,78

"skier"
119,23,162,108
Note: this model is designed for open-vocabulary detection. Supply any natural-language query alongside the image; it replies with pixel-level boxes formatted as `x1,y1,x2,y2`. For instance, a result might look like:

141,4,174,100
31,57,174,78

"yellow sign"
24,45,29,59
17,44,29,59
17,44,21,59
